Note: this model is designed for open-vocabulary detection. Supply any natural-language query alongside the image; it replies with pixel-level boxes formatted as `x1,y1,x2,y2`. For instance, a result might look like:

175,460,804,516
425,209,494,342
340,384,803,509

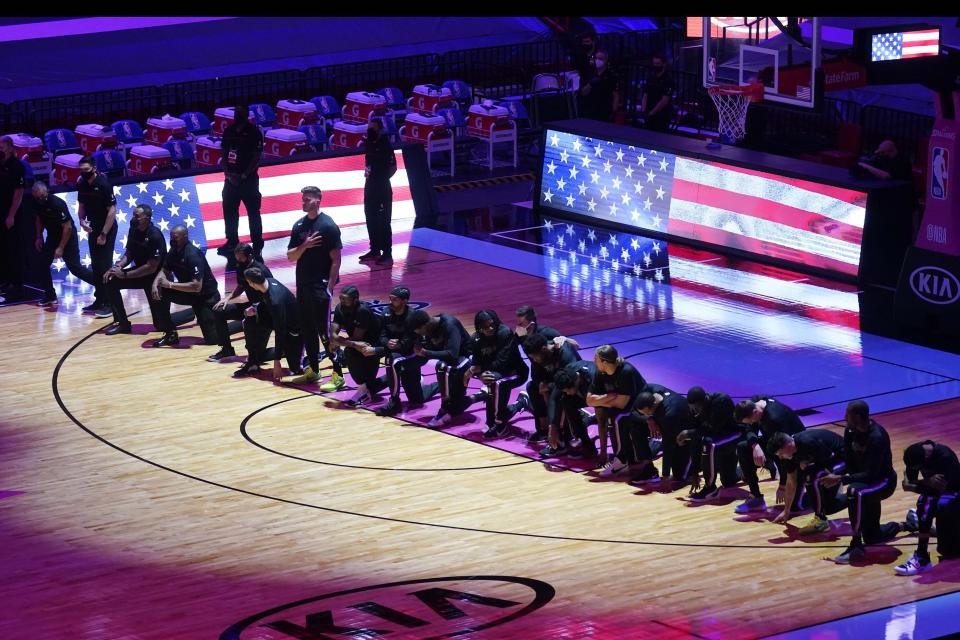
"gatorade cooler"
409,84,452,115
400,112,448,144
342,92,386,124
195,135,223,168
9,133,45,162
74,124,117,154
144,115,187,145
276,99,318,130
263,129,307,158
213,107,255,135
128,145,171,175
329,121,367,150
467,103,511,138
52,153,84,186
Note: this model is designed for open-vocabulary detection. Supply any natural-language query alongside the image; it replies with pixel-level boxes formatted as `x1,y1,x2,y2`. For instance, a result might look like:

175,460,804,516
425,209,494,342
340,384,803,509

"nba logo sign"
931,147,948,200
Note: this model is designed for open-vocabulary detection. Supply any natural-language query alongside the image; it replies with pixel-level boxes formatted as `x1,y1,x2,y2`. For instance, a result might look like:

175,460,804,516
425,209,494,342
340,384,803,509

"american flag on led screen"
539,129,867,277
541,216,860,333
871,28,940,61
195,151,414,249
55,176,207,280
541,216,670,284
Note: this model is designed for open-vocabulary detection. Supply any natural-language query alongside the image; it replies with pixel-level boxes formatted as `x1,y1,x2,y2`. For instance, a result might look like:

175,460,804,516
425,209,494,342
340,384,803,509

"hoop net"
708,82,763,142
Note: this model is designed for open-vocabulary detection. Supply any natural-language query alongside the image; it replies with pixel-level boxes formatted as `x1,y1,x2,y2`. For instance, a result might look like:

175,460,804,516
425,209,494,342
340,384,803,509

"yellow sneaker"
320,372,345,392
289,366,320,384
797,515,829,535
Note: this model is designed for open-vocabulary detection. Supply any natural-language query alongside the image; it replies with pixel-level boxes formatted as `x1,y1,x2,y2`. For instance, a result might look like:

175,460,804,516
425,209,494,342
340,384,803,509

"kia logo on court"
220,576,555,640
910,266,960,305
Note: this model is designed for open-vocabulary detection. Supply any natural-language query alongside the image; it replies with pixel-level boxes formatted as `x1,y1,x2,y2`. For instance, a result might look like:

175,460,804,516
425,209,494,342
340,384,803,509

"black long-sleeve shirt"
905,444,960,495
364,134,395,182
692,392,739,438
560,361,596,400
842,420,896,486
470,325,525,377
233,259,272,303
376,305,415,357
260,278,299,358
650,389,693,436
531,342,580,385
422,314,471,364
333,301,381,342
745,396,805,446
221,122,263,177
780,428,845,474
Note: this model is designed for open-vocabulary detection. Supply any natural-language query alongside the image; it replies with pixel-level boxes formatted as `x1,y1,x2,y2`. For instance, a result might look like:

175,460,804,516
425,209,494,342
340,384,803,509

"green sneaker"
289,366,320,384
798,515,830,535
320,372,346,392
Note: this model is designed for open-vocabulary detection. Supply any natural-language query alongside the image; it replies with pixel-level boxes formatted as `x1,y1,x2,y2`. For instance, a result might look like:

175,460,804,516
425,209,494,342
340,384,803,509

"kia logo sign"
220,576,555,640
910,266,960,305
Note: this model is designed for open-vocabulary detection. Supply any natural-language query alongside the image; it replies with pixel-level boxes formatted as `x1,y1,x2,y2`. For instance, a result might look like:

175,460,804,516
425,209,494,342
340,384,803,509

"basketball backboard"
700,17,822,109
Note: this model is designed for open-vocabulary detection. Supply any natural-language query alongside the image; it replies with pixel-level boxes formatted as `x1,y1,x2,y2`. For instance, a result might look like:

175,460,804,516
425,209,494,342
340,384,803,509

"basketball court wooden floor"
2,218,960,640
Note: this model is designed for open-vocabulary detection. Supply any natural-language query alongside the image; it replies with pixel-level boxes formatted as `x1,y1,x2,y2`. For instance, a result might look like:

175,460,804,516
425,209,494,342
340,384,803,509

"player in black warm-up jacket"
769,429,846,534
896,440,960,575
550,361,598,459
733,395,806,514
633,386,694,488
465,310,529,439
373,287,436,417
410,310,472,428
514,332,581,444
818,401,902,564
680,387,742,502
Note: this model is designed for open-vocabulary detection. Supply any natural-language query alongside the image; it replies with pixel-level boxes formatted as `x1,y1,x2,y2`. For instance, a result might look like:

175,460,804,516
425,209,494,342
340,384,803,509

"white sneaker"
599,457,627,477
895,553,933,576
427,413,451,428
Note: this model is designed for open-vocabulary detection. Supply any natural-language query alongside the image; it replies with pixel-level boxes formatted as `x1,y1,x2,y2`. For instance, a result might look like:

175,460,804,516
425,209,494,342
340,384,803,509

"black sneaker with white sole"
233,362,260,378
376,397,401,417
628,464,661,485
539,443,569,458
689,484,721,502
482,424,501,440
526,430,548,444
207,347,236,362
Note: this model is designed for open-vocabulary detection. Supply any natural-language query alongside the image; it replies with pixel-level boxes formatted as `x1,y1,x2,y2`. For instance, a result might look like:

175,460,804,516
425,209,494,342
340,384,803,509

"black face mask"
81,170,94,179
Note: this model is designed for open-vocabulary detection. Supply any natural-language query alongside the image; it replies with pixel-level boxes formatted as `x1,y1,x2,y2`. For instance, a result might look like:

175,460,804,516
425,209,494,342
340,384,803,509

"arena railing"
304,54,441,99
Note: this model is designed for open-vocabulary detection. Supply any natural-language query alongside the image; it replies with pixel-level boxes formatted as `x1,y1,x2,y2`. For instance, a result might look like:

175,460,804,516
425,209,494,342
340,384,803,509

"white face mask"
515,325,527,337
596,59,606,71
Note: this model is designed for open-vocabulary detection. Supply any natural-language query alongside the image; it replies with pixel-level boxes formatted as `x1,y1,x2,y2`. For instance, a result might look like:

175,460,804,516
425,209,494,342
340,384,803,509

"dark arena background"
2,16,960,640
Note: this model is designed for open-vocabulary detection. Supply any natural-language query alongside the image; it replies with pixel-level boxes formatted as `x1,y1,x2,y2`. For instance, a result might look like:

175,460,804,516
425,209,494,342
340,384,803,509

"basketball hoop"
707,82,763,144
